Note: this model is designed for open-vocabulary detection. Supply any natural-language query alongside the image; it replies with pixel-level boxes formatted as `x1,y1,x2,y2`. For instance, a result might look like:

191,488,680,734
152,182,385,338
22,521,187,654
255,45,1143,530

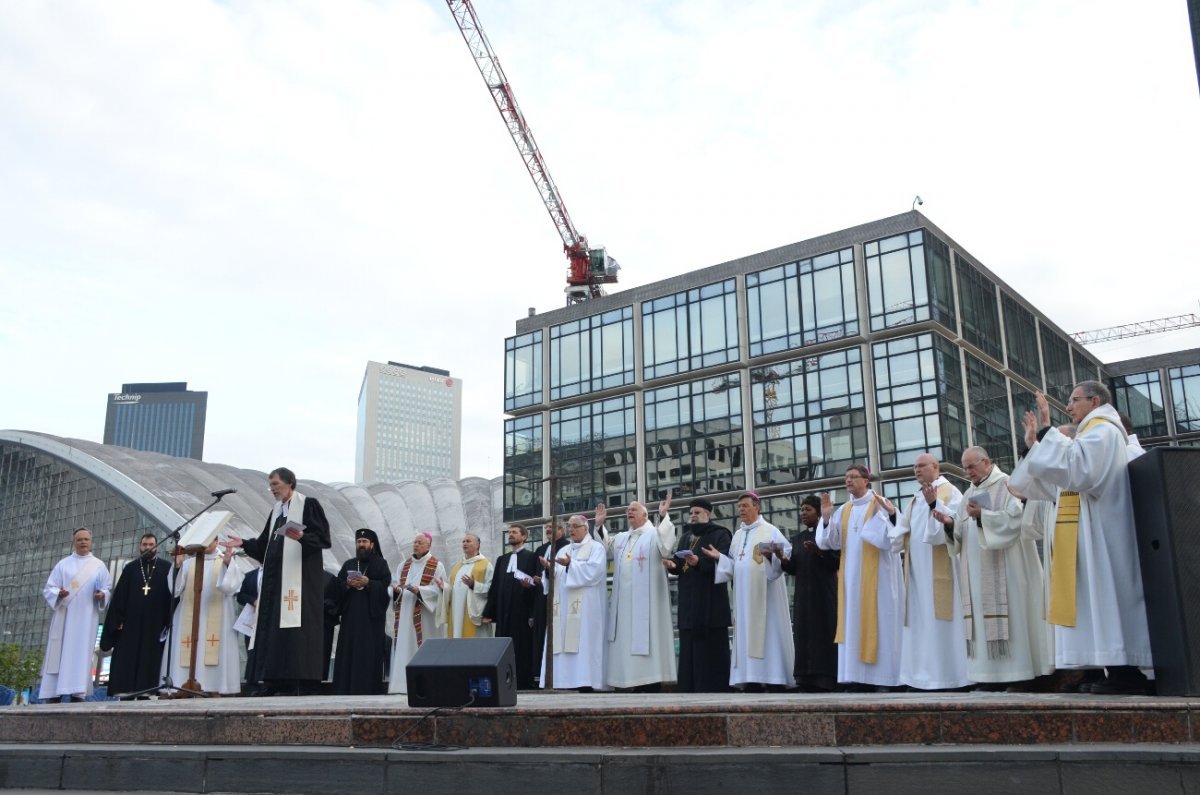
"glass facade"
642,279,739,380
1040,325,1074,404
550,395,637,515
1002,295,1041,384
750,348,867,485
644,374,745,500
1170,364,1200,433
865,230,955,333
503,414,543,521
0,442,160,651
504,331,543,411
1110,370,1169,438
873,333,967,469
746,247,858,356
964,352,1014,473
549,307,634,400
955,257,1003,362
103,383,207,460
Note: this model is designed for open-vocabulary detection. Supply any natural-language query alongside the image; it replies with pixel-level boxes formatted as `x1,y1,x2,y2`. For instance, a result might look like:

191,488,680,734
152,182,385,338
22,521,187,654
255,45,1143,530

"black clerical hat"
688,497,714,513
355,528,381,551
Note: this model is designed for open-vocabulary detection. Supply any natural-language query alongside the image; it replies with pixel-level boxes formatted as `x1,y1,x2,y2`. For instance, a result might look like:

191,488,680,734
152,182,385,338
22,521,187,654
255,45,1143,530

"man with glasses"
1014,382,1152,695
952,446,1053,690
539,515,608,690
816,466,903,691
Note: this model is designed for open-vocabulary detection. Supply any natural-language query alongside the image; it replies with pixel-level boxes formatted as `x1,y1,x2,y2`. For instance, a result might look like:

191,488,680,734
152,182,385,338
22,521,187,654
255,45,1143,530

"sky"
2,0,1198,484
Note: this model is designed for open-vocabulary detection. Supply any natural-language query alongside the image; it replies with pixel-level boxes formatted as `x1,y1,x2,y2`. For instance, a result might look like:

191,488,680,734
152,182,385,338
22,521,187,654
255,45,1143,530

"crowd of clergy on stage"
36,379,1156,702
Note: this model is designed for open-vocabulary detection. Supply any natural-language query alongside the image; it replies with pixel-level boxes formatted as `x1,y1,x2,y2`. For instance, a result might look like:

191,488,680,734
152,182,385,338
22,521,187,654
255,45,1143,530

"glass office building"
503,211,1109,536
1105,348,1200,448
103,382,207,460
355,361,463,483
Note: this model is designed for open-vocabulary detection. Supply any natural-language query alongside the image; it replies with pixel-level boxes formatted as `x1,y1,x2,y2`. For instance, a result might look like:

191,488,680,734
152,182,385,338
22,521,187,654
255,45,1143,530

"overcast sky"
2,0,1198,485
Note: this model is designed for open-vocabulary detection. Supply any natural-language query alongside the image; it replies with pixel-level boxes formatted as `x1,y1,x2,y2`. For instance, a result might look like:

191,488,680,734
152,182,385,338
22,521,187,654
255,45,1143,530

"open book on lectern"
178,510,234,552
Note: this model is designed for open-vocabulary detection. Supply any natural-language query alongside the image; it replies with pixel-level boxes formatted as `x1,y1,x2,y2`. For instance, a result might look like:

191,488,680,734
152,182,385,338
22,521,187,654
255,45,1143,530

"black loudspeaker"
406,637,517,708
1129,447,1200,696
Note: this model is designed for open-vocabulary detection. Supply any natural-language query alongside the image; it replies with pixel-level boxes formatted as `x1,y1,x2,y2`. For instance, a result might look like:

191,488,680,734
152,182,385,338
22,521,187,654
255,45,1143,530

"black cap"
688,498,714,513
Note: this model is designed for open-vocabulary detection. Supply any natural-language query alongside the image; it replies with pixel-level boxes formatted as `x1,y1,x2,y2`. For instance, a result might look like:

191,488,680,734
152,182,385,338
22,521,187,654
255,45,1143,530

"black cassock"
100,556,173,694
531,536,569,680
241,497,331,684
780,527,840,691
332,555,391,695
674,522,733,693
482,548,540,689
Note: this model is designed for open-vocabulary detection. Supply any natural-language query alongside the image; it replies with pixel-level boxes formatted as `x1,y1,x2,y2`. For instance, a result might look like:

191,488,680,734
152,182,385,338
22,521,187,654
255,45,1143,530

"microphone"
211,488,237,498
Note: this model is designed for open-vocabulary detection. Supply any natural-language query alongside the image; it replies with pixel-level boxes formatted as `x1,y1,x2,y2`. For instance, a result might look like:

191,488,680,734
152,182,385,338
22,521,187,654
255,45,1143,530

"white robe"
951,464,1054,682
890,477,970,690
540,536,609,690
1016,402,1153,668
601,518,678,688
816,492,903,686
387,554,446,695
714,518,794,688
165,552,242,695
40,553,111,699
436,554,494,638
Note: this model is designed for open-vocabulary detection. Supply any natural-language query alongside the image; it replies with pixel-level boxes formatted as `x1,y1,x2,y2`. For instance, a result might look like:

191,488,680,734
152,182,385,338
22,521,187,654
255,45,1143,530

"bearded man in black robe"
780,494,839,692
483,524,540,689
221,467,331,697
331,528,391,695
662,497,732,693
100,532,172,696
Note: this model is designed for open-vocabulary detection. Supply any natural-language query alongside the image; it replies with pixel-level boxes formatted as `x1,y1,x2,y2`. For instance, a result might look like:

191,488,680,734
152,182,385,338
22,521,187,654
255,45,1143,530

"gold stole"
179,557,224,666
902,482,955,624
1048,415,1119,627
834,495,881,663
446,558,489,637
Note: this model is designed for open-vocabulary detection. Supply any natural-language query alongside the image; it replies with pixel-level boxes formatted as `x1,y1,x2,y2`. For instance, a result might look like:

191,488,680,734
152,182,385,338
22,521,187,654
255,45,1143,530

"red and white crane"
446,0,618,304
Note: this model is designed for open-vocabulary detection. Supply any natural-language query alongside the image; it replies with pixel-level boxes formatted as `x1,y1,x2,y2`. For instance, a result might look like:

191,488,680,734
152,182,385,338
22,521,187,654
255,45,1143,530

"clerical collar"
740,517,763,531
71,552,92,560
851,491,874,506
413,552,427,560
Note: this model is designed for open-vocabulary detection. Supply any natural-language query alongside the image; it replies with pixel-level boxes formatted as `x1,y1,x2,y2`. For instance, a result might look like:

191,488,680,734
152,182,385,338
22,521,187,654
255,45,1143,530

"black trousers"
677,627,731,693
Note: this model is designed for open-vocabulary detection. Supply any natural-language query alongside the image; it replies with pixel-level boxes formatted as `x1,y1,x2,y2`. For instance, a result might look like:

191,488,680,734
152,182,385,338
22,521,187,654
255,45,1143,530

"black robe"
674,522,733,693
531,537,569,679
241,497,331,684
482,548,540,689
780,527,840,691
331,555,391,695
100,556,173,695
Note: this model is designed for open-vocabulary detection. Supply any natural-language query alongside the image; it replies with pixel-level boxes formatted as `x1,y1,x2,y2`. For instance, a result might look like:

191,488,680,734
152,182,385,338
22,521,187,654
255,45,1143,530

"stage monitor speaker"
1129,446,1200,697
406,637,516,708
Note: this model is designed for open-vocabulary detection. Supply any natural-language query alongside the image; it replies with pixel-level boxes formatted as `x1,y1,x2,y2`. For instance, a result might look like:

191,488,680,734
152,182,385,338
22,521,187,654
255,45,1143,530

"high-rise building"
103,382,207,459
502,210,1179,537
356,361,462,483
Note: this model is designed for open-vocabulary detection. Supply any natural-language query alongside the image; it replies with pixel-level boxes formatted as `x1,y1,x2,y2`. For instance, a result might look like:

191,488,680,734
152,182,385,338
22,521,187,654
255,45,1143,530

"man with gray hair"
435,533,494,638
595,499,678,690
950,447,1053,689
1014,382,1153,694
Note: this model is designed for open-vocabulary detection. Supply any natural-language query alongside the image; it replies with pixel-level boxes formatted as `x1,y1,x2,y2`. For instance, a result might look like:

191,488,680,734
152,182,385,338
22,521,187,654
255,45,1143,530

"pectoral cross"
142,584,151,596
206,633,220,648
283,589,299,611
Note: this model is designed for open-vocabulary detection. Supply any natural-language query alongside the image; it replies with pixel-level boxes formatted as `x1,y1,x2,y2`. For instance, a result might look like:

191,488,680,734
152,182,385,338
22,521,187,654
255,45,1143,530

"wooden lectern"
169,511,233,698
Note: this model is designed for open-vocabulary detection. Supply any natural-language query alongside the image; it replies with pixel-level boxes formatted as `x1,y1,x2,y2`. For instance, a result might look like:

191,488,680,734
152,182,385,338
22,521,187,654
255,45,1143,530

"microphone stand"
117,493,231,700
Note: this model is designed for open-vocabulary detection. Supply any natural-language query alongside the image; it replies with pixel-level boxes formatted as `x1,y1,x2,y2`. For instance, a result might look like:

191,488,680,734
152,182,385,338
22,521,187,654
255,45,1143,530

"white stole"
178,554,225,666
607,527,654,655
45,555,104,675
553,537,592,654
275,492,306,629
733,520,773,661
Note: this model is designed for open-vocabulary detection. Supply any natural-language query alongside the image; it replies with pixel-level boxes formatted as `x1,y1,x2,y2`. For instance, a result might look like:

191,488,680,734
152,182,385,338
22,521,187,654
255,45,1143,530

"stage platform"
3,692,1200,793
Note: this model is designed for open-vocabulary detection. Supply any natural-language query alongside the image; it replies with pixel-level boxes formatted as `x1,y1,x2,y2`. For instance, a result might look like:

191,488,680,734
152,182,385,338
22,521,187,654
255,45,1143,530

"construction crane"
1071,313,1200,345
446,1,619,304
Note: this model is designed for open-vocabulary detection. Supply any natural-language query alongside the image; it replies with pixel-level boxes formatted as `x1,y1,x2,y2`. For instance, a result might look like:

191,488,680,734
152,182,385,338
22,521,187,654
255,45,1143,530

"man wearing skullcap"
662,497,732,692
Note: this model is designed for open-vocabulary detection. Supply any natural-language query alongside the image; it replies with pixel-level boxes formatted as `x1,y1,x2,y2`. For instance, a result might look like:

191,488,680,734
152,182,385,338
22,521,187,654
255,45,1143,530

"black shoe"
1074,669,1105,693
1090,667,1151,696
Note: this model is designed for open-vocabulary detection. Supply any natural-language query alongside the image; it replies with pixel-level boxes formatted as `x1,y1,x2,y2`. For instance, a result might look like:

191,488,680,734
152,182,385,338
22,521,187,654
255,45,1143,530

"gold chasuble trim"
446,558,490,638
834,496,881,664
1047,415,1117,628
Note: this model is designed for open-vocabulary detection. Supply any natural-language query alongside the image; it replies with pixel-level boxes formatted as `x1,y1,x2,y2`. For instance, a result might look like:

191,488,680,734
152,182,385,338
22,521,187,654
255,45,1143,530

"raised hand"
700,544,721,560
1035,390,1051,429
877,495,897,516
594,503,607,528
1023,410,1039,449
658,490,672,519
820,492,833,521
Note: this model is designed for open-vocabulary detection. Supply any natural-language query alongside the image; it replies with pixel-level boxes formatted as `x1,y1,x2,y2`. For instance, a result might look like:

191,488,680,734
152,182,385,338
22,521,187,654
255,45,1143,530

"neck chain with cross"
140,558,156,596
